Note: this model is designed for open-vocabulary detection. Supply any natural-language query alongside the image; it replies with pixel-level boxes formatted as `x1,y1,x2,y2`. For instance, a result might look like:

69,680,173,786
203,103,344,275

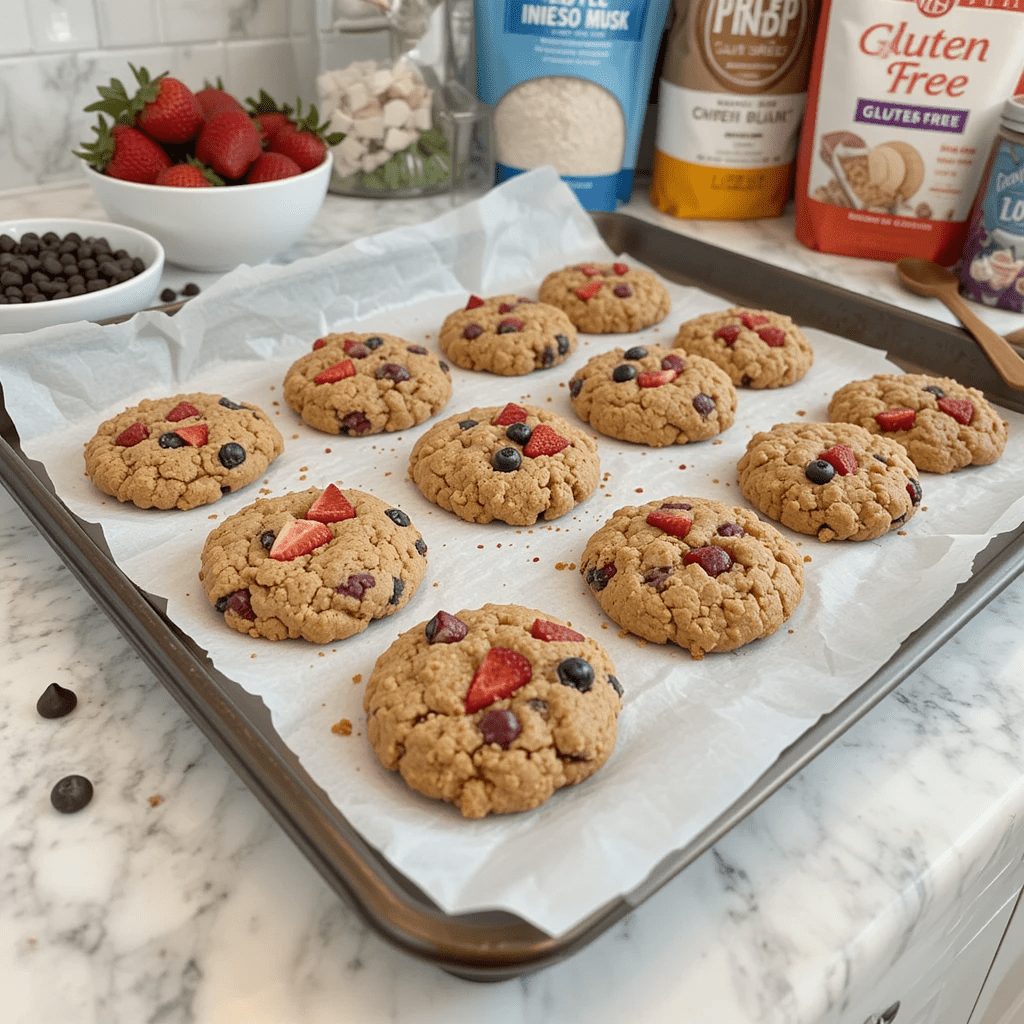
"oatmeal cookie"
827,372,1008,474
363,603,623,818
408,402,600,525
737,421,922,542
538,260,670,334
580,496,803,659
199,484,426,642
282,331,452,436
83,392,284,511
438,293,577,375
568,342,736,446
673,307,814,389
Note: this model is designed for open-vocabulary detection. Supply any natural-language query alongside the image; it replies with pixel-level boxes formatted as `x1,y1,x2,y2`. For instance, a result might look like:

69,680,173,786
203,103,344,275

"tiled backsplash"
0,0,303,194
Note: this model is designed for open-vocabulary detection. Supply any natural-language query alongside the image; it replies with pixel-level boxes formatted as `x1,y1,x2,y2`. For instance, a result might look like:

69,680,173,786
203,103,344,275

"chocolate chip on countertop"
36,682,78,719
50,774,94,813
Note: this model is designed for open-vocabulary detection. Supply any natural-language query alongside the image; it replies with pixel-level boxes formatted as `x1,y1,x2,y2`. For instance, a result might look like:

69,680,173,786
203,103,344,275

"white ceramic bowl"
84,154,332,273
0,218,164,334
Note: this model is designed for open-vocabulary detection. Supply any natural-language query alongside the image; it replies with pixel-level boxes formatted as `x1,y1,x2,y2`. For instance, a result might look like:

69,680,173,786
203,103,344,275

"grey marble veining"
2,183,1024,1022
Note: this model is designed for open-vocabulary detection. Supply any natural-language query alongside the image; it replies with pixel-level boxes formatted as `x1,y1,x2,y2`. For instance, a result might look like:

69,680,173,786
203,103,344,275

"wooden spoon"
896,257,1024,390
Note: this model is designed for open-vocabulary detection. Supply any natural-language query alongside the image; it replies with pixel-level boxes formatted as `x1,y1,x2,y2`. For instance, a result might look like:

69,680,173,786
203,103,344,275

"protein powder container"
957,94,1024,313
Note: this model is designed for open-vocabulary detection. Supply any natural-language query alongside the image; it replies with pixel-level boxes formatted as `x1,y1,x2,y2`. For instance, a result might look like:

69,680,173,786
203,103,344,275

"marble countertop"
4,179,1024,1024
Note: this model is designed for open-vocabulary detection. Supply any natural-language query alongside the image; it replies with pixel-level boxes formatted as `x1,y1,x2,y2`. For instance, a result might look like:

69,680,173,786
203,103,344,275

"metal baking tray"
2,212,1024,981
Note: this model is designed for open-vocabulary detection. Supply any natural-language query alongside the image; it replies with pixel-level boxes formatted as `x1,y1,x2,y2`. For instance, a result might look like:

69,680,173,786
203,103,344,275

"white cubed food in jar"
410,106,433,131
371,68,393,95
382,98,411,128
352,115,384,141
383,126,417,153
335,134,367,164
328,108,354,134
386,76,413,99
344,81,370,112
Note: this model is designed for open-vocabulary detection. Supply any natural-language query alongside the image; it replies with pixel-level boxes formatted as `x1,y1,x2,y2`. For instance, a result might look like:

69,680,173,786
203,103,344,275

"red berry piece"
497,317,525,333
907,478,922,505
662,501,692,509
224,589,256,620
739,312,769,329
819,443,858,476
464,647,533,714
578,264,600,276
115,421,150,447
530,619,585,642
312,337,327,350
269,519,332,561
314,360,356,385
683,546,733,577
493,402,529,425
714,324,740,346
638,369,678,388
937,396,975,424
340,411,372,435
376,363,410,383
613,284,633,298
575,281,603,301
166,400,201,422
757,326,786,347
306,483,356,523
646,508,693,538
343,338,371,358
465,294,485,309
425,610,469,644
693,393,715,417
497,302,515,314
174,423,208,447
524,424,571,457
612,262,629,275
642,565,673,591
335,573,375,599
661,353,686,372
875,407,916,431
717,522,745,537
463,324,484,340
585,562,617,590
479,708,522,748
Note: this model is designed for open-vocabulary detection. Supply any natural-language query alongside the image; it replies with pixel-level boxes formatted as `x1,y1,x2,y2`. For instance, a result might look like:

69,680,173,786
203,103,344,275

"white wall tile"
161,0,289,44
0,2,33,56
27,0,99,54
225,38,299,110
95,0,162,49
174,43,230,95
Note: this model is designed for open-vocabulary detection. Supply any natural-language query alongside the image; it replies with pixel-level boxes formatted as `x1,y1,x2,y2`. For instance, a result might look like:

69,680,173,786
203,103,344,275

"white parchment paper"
3,168,1024,936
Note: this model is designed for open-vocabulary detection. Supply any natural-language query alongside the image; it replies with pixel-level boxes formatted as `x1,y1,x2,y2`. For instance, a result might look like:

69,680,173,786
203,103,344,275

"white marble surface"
3,181,1024,1023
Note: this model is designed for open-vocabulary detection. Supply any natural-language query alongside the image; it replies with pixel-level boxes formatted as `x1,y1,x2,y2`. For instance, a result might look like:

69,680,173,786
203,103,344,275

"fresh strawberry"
464,647,533,714
637,369,677,388
530,619,585,642
575,281,603,300
155,158,223,188
75,116,172,183
244,151,302,183
85,64,203,145
937,396,975,424
245,89,295,145
523,424,571,457
174,423,208,446
268,100,342,173
165,401,201,421
195,107,263,180
306,483,356,524
875,407,916,431
115,421,150,447
492,402,529,425
269,519,332,561
313,360,356,384
465,294,485,310
683,546,733,577
818,443,858,476
645,508,693,538
195,79,244,120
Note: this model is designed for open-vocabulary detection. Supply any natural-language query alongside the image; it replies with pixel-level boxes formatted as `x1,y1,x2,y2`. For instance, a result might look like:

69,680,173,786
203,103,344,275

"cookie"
83,392,284,511
363,603,623,818
538,260,670,334
282,331,452,436
737,421,923,542
568,343,737,446
827,372,1008,474
199,484,426,642
408,402,600,525
672,307,814,389
580,496,803,659
438,293,577,375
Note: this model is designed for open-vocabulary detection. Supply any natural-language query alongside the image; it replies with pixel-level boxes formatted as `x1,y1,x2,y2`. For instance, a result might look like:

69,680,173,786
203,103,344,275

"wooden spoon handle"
1006,325,1024,347
942,289,1024,389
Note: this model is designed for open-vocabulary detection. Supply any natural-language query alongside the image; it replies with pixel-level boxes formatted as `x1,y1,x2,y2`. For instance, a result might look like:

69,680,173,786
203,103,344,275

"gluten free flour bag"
794,0,1024,265
650,0,821,220
475,0,672,210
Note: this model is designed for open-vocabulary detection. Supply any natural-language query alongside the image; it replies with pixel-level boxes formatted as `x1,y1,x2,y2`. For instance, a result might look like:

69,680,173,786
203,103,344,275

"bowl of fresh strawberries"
76,68,336,272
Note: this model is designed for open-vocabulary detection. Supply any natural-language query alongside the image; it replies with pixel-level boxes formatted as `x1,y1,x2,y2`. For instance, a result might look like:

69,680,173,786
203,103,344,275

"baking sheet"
2,167,1024,938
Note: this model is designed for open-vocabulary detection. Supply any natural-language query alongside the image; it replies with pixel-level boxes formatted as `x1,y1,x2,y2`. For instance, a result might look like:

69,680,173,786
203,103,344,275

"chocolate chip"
36,682,77,719
50,774,93,814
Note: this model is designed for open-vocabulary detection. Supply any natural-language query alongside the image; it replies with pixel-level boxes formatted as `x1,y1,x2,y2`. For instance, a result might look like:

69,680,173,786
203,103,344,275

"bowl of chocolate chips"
0,218,164,333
